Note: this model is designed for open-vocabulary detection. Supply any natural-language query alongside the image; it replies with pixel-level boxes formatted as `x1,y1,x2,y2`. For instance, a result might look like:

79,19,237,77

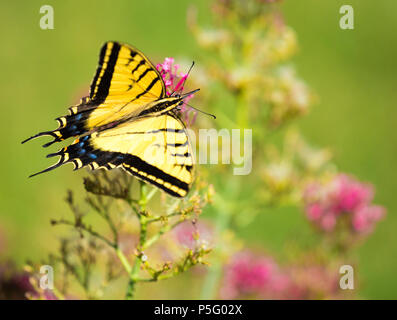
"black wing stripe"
167,141,189,147
131,59,146,74
170,152,191,158
123,155,189,191
89,44,107,98
147,128,184,134
91,42,121,104
132,77,160,102
123,166,182,198
136,68,151,82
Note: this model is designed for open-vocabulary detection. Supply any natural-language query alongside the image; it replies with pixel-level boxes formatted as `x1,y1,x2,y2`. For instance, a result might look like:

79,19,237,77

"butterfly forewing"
87,42,166,129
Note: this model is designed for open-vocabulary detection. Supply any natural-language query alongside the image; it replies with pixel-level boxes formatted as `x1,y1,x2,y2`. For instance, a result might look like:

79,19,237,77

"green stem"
125,182,148,300
200,208,231,298
116,248,132,274
146,211,179,224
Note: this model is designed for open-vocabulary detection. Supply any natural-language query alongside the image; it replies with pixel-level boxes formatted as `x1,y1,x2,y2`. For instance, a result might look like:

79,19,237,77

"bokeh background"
0,0,396,299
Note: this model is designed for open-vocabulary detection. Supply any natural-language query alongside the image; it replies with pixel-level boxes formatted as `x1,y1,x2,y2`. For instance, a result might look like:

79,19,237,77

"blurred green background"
0,0,396,299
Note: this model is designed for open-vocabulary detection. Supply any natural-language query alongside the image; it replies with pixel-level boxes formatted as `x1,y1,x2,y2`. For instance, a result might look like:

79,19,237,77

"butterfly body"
22,42,197,198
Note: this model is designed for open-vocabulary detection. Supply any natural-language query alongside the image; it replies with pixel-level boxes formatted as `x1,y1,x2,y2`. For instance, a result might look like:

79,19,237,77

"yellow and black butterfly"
22,41,198,198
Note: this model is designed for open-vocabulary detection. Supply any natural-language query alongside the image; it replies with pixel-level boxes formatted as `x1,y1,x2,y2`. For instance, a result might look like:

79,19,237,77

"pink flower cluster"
220,251,292,299
220,251,343,299
303,174,386,234
285,264,341,299
157,57,188,96
156,57,196,124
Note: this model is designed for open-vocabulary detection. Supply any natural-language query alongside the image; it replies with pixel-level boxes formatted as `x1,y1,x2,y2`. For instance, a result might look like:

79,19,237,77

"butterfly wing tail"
21,130,62,147
22,99,94,148
28,151,67,178
29,161,63,178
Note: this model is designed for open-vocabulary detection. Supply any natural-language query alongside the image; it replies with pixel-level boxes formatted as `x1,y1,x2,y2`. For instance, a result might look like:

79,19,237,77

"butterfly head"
168,88,199,107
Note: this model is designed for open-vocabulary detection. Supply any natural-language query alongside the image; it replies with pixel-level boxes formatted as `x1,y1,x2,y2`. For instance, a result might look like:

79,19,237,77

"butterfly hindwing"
33,113,194,198
93,113,193,197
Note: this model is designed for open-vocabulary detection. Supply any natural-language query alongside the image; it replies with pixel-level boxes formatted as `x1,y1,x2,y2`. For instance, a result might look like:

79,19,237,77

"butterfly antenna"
180,61,195,92
171,61,195,96
181,88,200,98
185,103,216,120
183,61,195,85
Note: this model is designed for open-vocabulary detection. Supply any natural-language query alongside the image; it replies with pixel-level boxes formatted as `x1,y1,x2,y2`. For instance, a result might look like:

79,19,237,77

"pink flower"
220,251,346,299
230,255,273,292
156,57,197,125
303,173,386,235
287,264,341,299
306,203,323,220
156,57,190,96
220,251,293,299
334,174,373,213
320,213,336,232
352,205,385,234
220,251,352,299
